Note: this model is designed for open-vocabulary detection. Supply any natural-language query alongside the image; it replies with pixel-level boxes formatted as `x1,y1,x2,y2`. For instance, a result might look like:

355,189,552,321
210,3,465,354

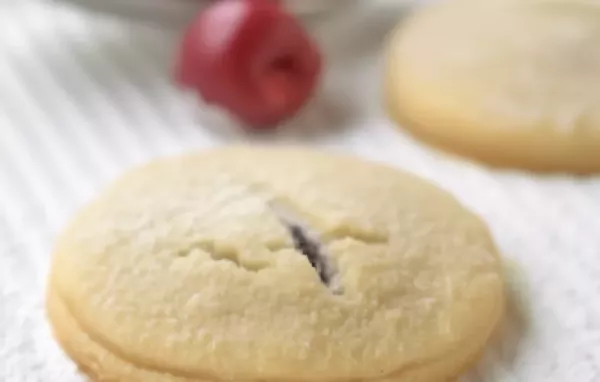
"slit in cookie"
326,225,389,245
177,241,269,272
269,201,343,294
287,223,332,285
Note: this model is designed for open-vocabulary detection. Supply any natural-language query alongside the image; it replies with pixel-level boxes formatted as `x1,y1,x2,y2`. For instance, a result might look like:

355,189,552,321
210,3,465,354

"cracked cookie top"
49,145,504,382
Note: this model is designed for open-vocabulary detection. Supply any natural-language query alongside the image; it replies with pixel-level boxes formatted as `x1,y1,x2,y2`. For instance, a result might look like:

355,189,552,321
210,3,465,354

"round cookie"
385,0,600,173
46,146,505,382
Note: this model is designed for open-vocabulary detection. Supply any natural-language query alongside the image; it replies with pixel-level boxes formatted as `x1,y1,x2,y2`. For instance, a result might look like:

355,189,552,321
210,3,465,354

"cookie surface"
385,0,600,173
47,146,504,382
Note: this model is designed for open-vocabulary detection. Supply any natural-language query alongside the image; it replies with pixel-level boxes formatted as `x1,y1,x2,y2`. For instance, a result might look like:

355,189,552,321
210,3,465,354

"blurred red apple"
175,0,322,128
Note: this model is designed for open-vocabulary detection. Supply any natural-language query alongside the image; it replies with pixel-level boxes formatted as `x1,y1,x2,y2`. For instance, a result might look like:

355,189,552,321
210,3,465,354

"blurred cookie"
385,0,600,173
47,146,505,382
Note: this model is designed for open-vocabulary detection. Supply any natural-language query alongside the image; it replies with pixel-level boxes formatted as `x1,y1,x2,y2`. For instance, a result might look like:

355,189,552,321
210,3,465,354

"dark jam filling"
287,223,330,286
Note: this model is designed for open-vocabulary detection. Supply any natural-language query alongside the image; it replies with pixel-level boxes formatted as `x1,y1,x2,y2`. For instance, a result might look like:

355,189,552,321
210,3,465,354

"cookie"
46,146,505,382
384,0,600,173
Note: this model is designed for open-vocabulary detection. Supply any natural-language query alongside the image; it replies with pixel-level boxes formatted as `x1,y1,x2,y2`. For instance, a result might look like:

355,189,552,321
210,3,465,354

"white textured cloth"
1,1,599,381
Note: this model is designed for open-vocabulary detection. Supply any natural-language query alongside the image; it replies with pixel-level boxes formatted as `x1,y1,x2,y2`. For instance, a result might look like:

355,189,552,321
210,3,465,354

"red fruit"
175,0,322,128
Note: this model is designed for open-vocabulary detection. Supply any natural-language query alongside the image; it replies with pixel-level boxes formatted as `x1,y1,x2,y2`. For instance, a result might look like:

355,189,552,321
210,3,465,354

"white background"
0,0,599,380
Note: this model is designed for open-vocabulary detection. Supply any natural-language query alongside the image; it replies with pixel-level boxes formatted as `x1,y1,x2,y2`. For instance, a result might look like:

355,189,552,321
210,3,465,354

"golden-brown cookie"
46,146,505,382
385,0,600,173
